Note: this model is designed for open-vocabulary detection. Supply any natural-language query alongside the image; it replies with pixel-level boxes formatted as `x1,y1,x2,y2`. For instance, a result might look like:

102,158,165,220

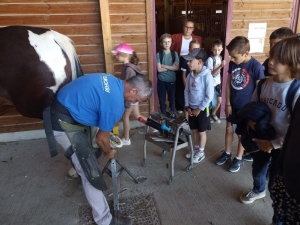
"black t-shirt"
282,96,300,201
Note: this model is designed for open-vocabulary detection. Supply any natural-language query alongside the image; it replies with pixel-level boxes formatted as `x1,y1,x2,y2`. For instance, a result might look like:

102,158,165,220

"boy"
156,33,179,118
183,48,214,163
262,27,294,77
240,36,299,225
205,39,226,123
214,36,264,172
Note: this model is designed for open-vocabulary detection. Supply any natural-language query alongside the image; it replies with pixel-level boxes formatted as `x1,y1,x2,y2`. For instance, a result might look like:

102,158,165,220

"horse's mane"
50,30,78,81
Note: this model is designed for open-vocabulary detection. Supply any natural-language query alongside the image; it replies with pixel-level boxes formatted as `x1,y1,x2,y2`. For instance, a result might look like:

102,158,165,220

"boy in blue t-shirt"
214,36,264,172
156,33,179,118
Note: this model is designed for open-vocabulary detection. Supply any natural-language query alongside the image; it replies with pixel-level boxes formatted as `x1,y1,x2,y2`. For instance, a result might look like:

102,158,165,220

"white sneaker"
186,148,199,158
121,138,131,145
193,151,205,163
240,190,266,204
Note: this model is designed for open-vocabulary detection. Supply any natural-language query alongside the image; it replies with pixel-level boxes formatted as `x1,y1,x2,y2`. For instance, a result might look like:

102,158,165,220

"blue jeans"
157,79,175,113
252,149,282,224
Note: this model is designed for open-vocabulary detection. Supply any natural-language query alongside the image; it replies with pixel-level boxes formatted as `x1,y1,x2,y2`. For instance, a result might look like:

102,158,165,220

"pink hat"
111,43,134,54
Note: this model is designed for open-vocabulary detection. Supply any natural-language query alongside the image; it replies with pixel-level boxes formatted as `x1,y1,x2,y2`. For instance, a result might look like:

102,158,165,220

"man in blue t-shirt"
50,73,152,225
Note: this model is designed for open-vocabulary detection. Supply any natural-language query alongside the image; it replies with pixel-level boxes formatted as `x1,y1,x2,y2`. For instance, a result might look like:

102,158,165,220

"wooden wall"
230,0,294,63
0,0,152,133
103,0,151,119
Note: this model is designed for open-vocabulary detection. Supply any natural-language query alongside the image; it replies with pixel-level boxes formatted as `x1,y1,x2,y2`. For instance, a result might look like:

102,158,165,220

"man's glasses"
184,26,194,30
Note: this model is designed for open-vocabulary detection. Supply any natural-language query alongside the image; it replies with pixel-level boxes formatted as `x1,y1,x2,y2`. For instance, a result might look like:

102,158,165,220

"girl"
112,43,146,145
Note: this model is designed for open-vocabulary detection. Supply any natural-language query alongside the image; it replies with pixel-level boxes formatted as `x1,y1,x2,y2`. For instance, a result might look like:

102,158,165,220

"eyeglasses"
162,41,171,44
184,26,194,30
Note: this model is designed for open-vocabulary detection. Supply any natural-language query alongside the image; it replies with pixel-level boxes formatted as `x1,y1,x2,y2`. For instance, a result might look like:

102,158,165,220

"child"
156,33,179,118
240,36,300,225
183,48,214,163
214,36,264,172
262,27,294,77
180,39,201,119
112,43,146,145
205,39,226,123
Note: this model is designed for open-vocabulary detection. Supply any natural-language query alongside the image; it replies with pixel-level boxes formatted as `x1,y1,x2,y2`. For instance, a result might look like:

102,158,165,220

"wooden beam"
291,0,299,32
98,0,114,74
146,0,156,113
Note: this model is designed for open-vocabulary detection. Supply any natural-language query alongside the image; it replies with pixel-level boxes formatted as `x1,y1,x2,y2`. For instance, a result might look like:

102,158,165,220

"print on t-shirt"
231,68,250,90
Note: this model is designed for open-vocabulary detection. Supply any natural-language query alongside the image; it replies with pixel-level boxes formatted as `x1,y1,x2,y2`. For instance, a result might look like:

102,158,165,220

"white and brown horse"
0,26,83,119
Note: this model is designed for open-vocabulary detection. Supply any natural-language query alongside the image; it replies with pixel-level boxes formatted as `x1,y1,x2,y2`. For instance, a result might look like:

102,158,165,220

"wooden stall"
0,0,154,134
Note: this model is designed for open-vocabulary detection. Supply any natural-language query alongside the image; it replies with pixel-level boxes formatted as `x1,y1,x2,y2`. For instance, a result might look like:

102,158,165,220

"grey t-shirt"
156,51,179,82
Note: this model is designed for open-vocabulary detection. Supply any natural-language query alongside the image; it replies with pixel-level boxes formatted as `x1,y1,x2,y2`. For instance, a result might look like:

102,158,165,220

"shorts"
226,106,240,124
215,84,222,97
188,109,211,132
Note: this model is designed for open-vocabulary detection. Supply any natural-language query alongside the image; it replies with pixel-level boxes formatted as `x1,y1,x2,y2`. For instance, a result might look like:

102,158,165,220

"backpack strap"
159,51,163,64
171,51,176,64
256,78,267,102
285,79,300,113
159,50,176,64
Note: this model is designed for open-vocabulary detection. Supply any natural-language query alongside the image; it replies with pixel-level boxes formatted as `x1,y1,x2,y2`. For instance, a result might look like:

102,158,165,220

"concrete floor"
0,120,274,225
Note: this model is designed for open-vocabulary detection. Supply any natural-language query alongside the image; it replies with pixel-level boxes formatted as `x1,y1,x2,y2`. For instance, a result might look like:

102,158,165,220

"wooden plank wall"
0,0,105,133
108,0,151,119
230,0,294,63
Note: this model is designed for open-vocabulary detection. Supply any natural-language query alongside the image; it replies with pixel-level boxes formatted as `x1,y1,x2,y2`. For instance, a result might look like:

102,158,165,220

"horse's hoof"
109,133,123,148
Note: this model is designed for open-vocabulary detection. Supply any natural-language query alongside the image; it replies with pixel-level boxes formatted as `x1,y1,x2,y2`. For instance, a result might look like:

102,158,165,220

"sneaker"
210,118,214,123
121,138,131,145
177,110,183,114
110,216,133,225
211,114,221,123
193,151,205,163
242,153,253,162
185,147,199,159
215,151,231,165
240,190,266,204
228,157,243,172
170,111,176,119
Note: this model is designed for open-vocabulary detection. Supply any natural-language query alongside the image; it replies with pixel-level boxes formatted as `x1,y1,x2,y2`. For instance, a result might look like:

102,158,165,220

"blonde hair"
160,33,172,43
269,36,300,78
189,39,200,49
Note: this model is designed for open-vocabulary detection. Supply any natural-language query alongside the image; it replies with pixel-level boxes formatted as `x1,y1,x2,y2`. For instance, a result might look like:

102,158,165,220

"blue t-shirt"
57,73,125,132
228,57,264,109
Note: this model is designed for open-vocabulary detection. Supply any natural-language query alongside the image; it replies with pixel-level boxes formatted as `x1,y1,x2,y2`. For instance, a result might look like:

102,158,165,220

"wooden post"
98,0,118,134
146,0,156,113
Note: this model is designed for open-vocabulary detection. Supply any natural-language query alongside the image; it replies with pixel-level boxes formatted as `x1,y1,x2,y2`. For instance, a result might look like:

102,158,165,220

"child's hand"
221,60,226,67
191,108,200,117
252,139,273,153
249,120,256,130
225,105,232,117
186,108,193,116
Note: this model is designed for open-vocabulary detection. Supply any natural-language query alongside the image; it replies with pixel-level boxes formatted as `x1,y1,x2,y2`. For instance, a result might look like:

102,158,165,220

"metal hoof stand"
102,158,146,212
142,112,194,185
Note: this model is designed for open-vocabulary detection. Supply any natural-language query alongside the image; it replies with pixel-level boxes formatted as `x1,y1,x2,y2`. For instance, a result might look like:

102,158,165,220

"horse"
0,26,83,120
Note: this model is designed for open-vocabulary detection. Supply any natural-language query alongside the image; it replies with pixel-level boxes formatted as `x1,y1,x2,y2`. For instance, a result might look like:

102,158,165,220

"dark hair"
129,51,139,65
127,74,153,99
226,36,250,54
270,27,295,40
212,39,223,48
184,18,195,26
269,36,300,78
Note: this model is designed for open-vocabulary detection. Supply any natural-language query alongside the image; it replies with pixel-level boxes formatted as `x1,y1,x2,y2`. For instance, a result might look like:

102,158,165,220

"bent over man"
50,73,152,225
